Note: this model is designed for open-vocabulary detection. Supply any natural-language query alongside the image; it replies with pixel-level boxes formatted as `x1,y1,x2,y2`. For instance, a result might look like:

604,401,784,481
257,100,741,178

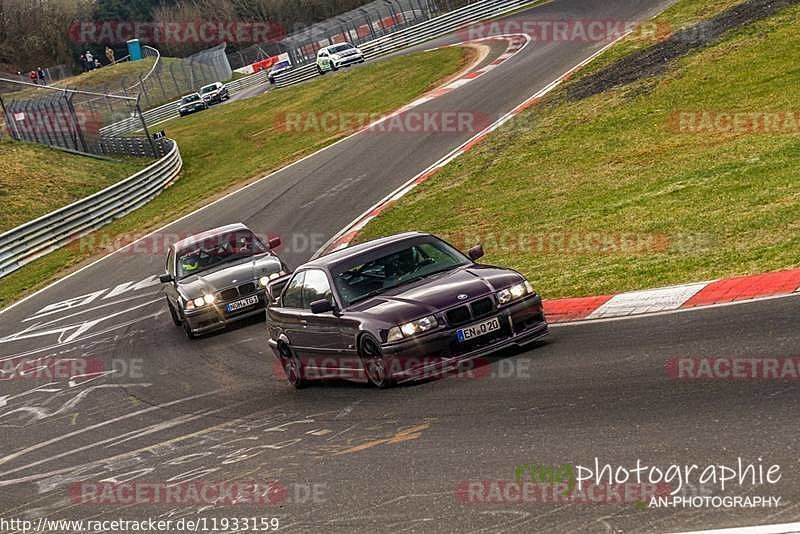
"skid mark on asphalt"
332,421,432,455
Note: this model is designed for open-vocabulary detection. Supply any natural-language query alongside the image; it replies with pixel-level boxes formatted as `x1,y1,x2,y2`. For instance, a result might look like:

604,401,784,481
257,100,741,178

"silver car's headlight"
259,271,286,287
497,281,534,305
387,315,438,342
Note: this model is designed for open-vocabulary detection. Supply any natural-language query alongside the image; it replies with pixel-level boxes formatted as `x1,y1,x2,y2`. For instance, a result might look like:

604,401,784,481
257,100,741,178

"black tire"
166,297,181,326
317,66,325,75
359,336,394,388
182,313,197,339
331,62,339,71
279,343,307,389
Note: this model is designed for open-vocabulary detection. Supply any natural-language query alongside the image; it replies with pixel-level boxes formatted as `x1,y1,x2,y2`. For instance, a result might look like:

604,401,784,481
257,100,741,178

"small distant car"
266,232,548,388
160,223,287,338
316,43,365,74
268,60,292,84
178,93,208,116
199,82,229,104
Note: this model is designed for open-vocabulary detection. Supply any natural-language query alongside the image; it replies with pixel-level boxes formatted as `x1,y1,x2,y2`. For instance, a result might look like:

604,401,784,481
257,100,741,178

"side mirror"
159,273,174,283
268,236,282,250
467,244,484,261
310,299,334,314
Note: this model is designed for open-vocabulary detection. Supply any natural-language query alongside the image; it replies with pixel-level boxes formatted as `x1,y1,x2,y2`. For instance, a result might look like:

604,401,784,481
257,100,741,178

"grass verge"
356,0,800,299
0,139,144,232
0,46,469,308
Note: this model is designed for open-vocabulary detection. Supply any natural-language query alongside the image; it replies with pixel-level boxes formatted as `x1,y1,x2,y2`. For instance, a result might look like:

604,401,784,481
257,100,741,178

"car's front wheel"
182,313,197,339
166,297,181,326
359,336,394,388
317,65,325,75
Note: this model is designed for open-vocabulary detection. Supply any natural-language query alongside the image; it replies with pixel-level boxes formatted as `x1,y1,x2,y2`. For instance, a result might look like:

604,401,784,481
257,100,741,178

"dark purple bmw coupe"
266,232,548,388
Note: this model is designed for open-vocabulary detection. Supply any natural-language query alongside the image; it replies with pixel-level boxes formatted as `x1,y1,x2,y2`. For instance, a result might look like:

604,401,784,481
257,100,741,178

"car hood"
178,254,282,298
347,265,524,324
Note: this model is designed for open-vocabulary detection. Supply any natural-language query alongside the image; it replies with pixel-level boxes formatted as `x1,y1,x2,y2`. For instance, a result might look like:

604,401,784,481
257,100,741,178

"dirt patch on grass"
567,0,800,100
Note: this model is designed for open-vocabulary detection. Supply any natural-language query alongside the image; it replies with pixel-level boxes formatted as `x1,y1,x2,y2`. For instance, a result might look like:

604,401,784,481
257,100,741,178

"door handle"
300,319,308,327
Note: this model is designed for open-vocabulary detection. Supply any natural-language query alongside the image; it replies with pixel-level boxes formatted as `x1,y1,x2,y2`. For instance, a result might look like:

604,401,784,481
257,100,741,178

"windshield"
176,230,268,279
331,238,469,307
329,44,353,53
271,61,290,71
181,94,200,103
199,84,217,94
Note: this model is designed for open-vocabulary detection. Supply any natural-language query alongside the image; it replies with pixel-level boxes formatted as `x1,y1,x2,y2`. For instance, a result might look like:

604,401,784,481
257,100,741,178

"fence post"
135,98,156,158
65,91,89,153
0,93,11,139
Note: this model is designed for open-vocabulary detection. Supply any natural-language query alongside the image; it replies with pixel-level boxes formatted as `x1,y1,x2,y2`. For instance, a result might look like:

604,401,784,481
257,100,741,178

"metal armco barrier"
0,139,182,279
274,0,539,87
100,70,269,136
103,0,537,135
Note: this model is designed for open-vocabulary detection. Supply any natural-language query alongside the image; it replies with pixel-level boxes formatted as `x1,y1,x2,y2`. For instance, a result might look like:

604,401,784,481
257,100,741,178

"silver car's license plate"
457,317,501,342
226,295,259,312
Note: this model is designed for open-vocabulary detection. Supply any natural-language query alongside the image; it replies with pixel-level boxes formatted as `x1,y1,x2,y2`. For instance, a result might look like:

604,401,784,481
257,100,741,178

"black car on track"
160,223,287,338
266,232,548,388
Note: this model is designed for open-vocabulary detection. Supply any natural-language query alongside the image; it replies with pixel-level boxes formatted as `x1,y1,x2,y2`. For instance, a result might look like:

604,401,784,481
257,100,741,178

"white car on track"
316,43,365,74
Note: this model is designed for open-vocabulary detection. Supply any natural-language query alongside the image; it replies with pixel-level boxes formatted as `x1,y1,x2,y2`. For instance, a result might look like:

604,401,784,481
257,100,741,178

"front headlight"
497,281,534,305
387,315,438,342
258,271,287,287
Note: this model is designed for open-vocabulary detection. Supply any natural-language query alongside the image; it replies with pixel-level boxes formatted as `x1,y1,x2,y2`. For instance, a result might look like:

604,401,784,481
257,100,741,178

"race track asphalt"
4,1,798,532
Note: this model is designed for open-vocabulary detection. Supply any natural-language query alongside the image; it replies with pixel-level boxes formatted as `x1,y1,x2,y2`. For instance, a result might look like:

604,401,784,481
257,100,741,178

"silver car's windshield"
177,230,267,279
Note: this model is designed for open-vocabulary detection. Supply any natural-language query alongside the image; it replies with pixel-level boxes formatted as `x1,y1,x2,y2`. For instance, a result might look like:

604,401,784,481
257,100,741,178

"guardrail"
0,138,182,278
103,0,536,135
100,70,269,136
274,0,538,87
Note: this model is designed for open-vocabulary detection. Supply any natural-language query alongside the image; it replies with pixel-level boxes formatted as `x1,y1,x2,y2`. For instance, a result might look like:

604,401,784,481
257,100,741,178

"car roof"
303,231,429,270
173,223,251,250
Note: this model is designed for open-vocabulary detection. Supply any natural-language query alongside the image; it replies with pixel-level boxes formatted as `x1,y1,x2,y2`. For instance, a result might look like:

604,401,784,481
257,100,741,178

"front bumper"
183,291,267,335
381,295,548,383
333,54,364,67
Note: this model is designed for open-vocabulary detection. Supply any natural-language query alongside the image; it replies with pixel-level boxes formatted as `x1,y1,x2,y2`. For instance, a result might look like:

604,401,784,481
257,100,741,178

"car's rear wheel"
279,343,307,389
166,297,181,326
359,336,394,388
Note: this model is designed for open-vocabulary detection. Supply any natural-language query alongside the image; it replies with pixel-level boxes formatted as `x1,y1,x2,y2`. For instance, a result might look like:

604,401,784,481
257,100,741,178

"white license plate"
457,317,501,342
226,295,259,312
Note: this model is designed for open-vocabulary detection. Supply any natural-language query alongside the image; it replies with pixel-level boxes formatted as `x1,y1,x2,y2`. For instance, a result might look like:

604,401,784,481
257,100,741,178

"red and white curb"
314,26,800,324
545,268,800,323
369,34,530,128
